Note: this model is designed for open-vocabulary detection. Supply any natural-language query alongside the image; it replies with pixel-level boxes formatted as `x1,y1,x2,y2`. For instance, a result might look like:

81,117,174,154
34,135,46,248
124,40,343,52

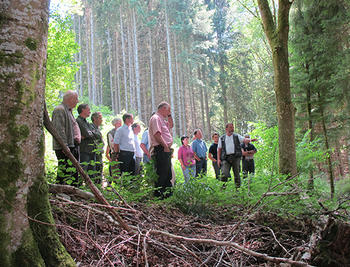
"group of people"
178,123,257,188
52,90,256,198
52,90,104,185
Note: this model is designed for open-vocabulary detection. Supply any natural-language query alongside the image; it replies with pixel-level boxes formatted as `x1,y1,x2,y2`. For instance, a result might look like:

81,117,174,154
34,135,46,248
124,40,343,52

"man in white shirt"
132,123,143,175
114,113,135,175
217,123,253,187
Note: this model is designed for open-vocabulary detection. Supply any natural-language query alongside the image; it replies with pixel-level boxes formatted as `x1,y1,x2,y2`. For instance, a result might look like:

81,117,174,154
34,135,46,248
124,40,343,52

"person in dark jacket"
52,90,81,186
241,134,257,179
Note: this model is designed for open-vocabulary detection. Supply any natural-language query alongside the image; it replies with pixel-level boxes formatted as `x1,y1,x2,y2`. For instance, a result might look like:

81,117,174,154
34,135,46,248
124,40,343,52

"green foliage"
46,13,79,113
104,161,157,203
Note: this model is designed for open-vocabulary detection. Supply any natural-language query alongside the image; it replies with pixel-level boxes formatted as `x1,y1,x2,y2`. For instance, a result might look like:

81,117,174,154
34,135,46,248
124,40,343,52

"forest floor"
50,189,317,267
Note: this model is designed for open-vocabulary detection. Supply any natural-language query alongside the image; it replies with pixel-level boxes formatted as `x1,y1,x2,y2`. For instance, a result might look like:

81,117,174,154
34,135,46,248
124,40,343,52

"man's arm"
154,132,170,152
52,108,68,147
167,114,173,129
140,143,151,159
114,143,120,154
217,147,222,167
76,118,93,140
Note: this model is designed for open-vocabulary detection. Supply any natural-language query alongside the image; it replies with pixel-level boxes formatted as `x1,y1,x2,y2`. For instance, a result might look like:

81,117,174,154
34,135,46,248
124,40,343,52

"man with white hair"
52,90,81,186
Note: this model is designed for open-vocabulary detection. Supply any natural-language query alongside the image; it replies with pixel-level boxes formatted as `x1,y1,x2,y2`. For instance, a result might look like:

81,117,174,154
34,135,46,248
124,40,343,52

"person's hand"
146,152,151,159
164,146,170,153
181,164,186,170
217,159,221,167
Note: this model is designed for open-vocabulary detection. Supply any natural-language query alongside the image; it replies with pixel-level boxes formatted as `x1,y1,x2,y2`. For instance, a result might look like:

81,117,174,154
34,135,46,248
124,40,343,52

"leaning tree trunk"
0,1,75,265
257,0,297,176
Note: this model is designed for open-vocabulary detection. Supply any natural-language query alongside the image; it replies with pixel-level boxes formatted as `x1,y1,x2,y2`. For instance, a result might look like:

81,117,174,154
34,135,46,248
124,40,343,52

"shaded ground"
50,192,316,267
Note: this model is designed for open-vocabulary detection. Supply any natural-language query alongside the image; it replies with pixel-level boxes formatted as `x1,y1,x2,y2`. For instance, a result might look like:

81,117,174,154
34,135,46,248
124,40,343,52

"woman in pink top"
178,136,196,183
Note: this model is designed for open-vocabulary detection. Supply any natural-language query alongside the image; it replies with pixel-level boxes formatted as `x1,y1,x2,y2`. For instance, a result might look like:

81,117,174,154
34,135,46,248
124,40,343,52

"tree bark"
0,1,75,265
257,0,297,176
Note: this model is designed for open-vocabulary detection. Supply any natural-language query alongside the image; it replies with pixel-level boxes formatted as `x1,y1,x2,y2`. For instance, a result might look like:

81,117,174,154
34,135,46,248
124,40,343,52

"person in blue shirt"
191,129,208,177
140,128,151,163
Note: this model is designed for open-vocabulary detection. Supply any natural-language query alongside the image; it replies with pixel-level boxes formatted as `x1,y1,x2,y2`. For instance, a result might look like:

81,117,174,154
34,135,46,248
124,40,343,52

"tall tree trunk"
85,7,92,102
188,64,196,129
181,66,187,134
0,1,74,265
74,15,79,93
219,58,228,125
114,31,121,114
120,9,128,111
107,30,115,112
174,34,182,136
127,20,134,109
306,65,314,190
149,28,155,113
90,8,97,105
202,64,211,139
317,91,335,198
257,0,297,176
198,66,206,135
132,8,141,121
78,14,83,97
165,8,175,136
98,44,103,105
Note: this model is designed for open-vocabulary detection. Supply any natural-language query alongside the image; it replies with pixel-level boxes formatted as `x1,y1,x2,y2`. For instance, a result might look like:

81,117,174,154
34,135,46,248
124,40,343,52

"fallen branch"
49,183,94,200
148,229,313,267
43,103,132,233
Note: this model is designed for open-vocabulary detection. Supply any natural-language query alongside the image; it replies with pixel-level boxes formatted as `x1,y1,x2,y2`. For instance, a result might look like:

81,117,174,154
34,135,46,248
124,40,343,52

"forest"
1,0,350,266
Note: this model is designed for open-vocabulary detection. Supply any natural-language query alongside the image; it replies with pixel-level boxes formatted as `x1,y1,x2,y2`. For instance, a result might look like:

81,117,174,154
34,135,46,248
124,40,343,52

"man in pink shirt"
149,101,173,198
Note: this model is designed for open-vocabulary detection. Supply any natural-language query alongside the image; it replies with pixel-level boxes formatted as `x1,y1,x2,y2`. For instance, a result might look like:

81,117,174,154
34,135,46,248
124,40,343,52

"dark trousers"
80,152,96,178
55,146,81,186
221,155,241,187
119,150,135,175
212,161,221,180
109,152,120,178
242,159,255,179
195,158,207,177
152,145,172,198
93,153,103,184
